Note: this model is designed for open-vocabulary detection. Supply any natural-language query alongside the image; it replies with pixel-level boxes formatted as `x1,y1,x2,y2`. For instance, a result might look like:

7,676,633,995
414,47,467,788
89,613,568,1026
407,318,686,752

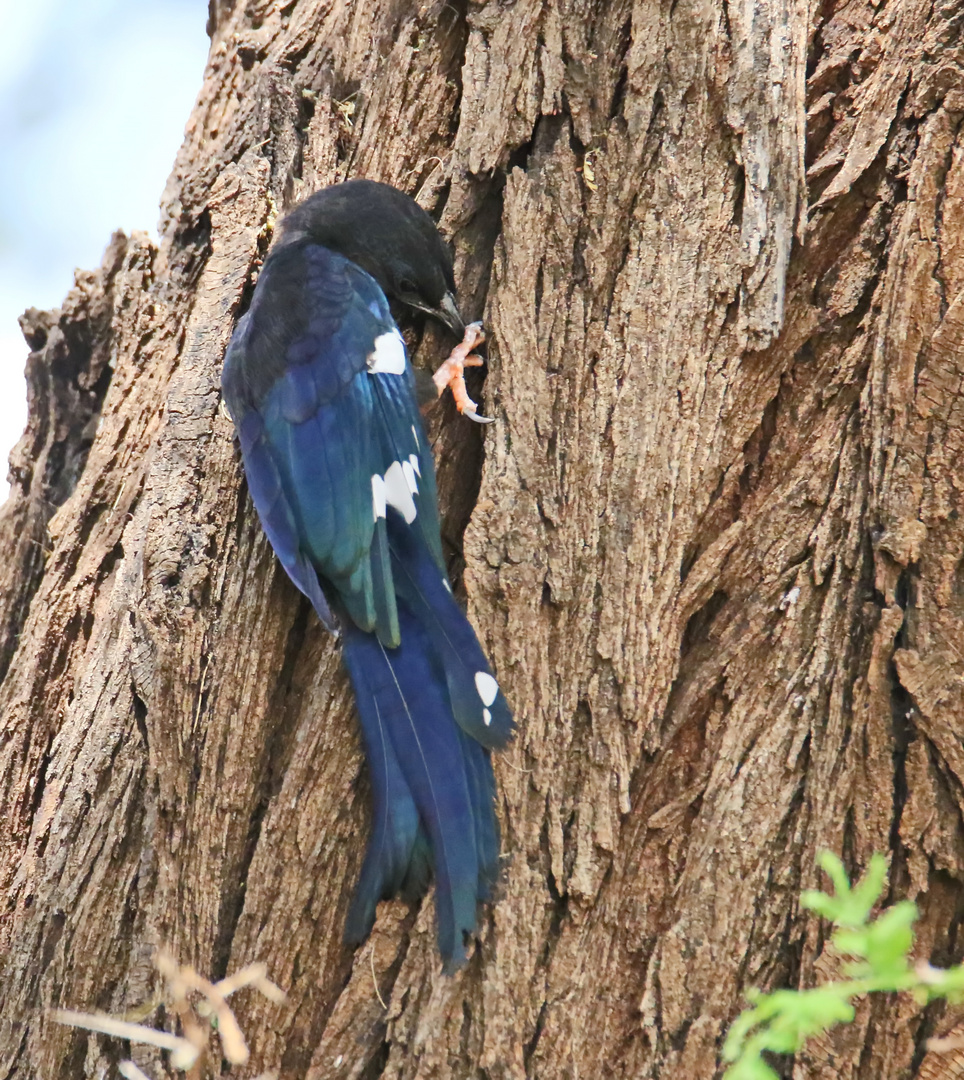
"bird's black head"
277,179,465,336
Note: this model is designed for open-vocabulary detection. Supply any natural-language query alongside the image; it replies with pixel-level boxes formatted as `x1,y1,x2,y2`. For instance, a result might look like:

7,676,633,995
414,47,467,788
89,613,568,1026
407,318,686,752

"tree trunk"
2,0,964,1077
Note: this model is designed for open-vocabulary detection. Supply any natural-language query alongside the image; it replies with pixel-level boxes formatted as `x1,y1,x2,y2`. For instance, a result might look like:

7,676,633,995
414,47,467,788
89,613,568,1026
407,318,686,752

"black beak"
435,291,465,337
404,290,466,337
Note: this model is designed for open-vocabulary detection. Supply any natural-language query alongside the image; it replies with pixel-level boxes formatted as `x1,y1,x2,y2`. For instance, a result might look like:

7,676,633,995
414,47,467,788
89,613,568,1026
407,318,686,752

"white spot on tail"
384,461,417,523
483,708,492,726
475,671,499,707
408,452,421,477
371,474,386,520
367,329,406,374
401,459,418,495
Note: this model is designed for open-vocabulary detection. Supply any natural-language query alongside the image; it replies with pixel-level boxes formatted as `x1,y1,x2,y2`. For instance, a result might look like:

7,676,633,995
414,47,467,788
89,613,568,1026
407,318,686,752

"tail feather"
342,643,421,944
341,605,497,969
460,729,500,901
388,524,514,749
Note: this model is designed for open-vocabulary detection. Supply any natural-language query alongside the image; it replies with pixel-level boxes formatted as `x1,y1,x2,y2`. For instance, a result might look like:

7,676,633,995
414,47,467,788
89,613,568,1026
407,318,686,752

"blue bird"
221,179,513,970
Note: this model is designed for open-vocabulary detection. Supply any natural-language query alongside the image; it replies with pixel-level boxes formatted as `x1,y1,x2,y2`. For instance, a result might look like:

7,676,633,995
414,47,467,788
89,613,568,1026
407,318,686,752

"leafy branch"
723,852,964,1079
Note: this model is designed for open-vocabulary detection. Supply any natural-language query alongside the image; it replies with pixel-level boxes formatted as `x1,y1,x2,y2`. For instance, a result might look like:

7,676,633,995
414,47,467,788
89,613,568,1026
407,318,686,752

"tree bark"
2,0,964,1077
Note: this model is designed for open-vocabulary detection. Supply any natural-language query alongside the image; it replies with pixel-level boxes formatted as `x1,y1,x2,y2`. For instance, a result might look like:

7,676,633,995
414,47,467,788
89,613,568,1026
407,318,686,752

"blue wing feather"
369,374,445,569
235,403,337,630
222,237,511,968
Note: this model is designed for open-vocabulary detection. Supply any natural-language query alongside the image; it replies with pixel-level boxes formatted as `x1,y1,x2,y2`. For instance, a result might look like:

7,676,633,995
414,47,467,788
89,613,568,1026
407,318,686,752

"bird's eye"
397,277,417,297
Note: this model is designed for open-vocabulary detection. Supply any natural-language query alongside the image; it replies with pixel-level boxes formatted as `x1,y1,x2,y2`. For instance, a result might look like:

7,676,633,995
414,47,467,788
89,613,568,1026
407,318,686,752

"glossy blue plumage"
222,229,512,969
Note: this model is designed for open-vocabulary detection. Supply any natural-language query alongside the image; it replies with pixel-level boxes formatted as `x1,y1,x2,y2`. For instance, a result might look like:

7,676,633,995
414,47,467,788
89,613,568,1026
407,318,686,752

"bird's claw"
433,322,494,423
464,409,496,425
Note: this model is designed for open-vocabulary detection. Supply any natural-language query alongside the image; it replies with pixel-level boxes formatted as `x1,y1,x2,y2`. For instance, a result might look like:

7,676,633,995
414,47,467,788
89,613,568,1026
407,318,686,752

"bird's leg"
432,322,494,424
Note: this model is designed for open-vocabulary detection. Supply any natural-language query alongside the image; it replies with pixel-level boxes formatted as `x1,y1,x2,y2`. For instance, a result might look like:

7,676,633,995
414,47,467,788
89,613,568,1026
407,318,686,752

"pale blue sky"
0,0,209,497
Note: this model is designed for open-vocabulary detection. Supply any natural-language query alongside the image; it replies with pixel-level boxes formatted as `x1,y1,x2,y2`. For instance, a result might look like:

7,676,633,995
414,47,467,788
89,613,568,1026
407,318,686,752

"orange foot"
432,322,494,424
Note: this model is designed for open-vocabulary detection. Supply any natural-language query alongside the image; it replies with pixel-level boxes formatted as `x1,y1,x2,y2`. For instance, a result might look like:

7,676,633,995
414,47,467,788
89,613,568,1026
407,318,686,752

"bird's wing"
222,241,437,646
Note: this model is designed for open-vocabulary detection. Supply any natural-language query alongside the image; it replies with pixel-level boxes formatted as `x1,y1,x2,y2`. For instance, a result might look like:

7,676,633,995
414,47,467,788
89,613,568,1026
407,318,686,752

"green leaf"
725,1054,781,1080
801,853,888,927
834,902,916,977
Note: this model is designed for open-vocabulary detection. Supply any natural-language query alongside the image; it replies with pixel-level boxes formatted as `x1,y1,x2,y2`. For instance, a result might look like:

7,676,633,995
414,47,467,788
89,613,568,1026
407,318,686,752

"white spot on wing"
411,425,420,449
371,474,386,520
483,708,492,726
367,329,406,374
402,459,418,495
475,671,499,707
408,452,421,477
442,579,452,593
384,461,417,524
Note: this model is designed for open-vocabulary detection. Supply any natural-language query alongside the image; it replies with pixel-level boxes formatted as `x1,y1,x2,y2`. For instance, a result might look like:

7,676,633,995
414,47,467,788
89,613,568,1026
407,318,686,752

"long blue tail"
340,597,503,970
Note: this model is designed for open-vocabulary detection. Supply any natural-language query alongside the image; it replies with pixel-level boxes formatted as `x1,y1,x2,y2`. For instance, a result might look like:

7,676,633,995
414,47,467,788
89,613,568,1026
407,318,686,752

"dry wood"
2,0,964,1077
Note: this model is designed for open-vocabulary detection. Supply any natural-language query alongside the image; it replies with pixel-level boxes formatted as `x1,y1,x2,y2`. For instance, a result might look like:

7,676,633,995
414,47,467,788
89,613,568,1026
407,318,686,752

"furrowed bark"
2,1,964,1077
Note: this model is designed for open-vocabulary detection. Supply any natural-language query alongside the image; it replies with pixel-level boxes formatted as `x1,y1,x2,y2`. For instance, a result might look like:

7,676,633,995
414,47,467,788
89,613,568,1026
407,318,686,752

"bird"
221,179,513,970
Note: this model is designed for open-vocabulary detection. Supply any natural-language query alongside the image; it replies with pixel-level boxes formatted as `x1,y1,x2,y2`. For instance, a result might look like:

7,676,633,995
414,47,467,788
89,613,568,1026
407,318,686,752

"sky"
0,0,210,499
